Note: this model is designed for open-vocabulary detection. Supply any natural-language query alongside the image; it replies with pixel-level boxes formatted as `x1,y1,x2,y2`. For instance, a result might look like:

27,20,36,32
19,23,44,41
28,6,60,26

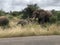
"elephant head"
32,9,53,24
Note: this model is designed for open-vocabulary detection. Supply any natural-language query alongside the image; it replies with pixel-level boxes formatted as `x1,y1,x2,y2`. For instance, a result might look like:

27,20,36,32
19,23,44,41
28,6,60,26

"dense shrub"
9,11,22,17
57,12,60,21
50,10,60,23
50,15,57,23
0,10,6,16
8,15,13,19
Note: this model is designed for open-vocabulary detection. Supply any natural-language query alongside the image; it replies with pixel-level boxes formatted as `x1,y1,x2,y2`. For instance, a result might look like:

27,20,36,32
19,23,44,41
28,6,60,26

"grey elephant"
32,9,53,24
17,19,29,26
0,16,9,26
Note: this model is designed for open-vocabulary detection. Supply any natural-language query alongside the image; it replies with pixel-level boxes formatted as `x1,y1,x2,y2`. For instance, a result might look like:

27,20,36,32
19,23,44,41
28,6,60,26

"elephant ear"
32,11,36,18
45,10,53,17
32,10,39,18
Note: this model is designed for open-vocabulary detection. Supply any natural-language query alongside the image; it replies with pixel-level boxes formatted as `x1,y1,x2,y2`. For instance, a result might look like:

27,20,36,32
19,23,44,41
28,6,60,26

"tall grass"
0,18,60,38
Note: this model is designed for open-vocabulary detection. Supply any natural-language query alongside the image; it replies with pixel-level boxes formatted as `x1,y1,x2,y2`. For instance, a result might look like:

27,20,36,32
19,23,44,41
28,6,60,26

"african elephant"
17,19,29,26
32,9,53,24
0,16,9,26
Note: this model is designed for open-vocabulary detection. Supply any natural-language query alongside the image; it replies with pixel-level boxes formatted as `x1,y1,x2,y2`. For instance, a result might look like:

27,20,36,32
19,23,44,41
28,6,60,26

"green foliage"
56,12,60,21
50,15,57,23
8,15,13,19
50,10,60,23
17,14,23,19
10,11,22,16
0,10,5,16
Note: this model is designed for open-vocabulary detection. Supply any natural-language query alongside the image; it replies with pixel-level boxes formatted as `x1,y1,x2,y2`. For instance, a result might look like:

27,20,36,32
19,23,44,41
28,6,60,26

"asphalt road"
0,36,60,45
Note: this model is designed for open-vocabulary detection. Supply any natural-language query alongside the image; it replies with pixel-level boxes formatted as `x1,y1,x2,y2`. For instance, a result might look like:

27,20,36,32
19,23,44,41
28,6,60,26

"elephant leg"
38,18,45,24
45,17,50,22
41,18,45,24
38,18,41,24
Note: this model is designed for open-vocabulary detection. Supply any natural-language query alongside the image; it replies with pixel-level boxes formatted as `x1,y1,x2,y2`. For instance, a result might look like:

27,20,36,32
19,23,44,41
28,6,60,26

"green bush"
0,10,6,16
17,14,23,19
57,13,60,21
50,10,60,23
8,15,13,19
50,15,57,23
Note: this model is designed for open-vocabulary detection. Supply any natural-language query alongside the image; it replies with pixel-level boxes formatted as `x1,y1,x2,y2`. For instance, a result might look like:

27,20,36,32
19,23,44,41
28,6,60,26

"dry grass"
0,19,60,38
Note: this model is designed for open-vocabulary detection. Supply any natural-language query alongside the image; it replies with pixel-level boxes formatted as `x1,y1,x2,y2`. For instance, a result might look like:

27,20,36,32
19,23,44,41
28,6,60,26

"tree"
21,4,40,19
